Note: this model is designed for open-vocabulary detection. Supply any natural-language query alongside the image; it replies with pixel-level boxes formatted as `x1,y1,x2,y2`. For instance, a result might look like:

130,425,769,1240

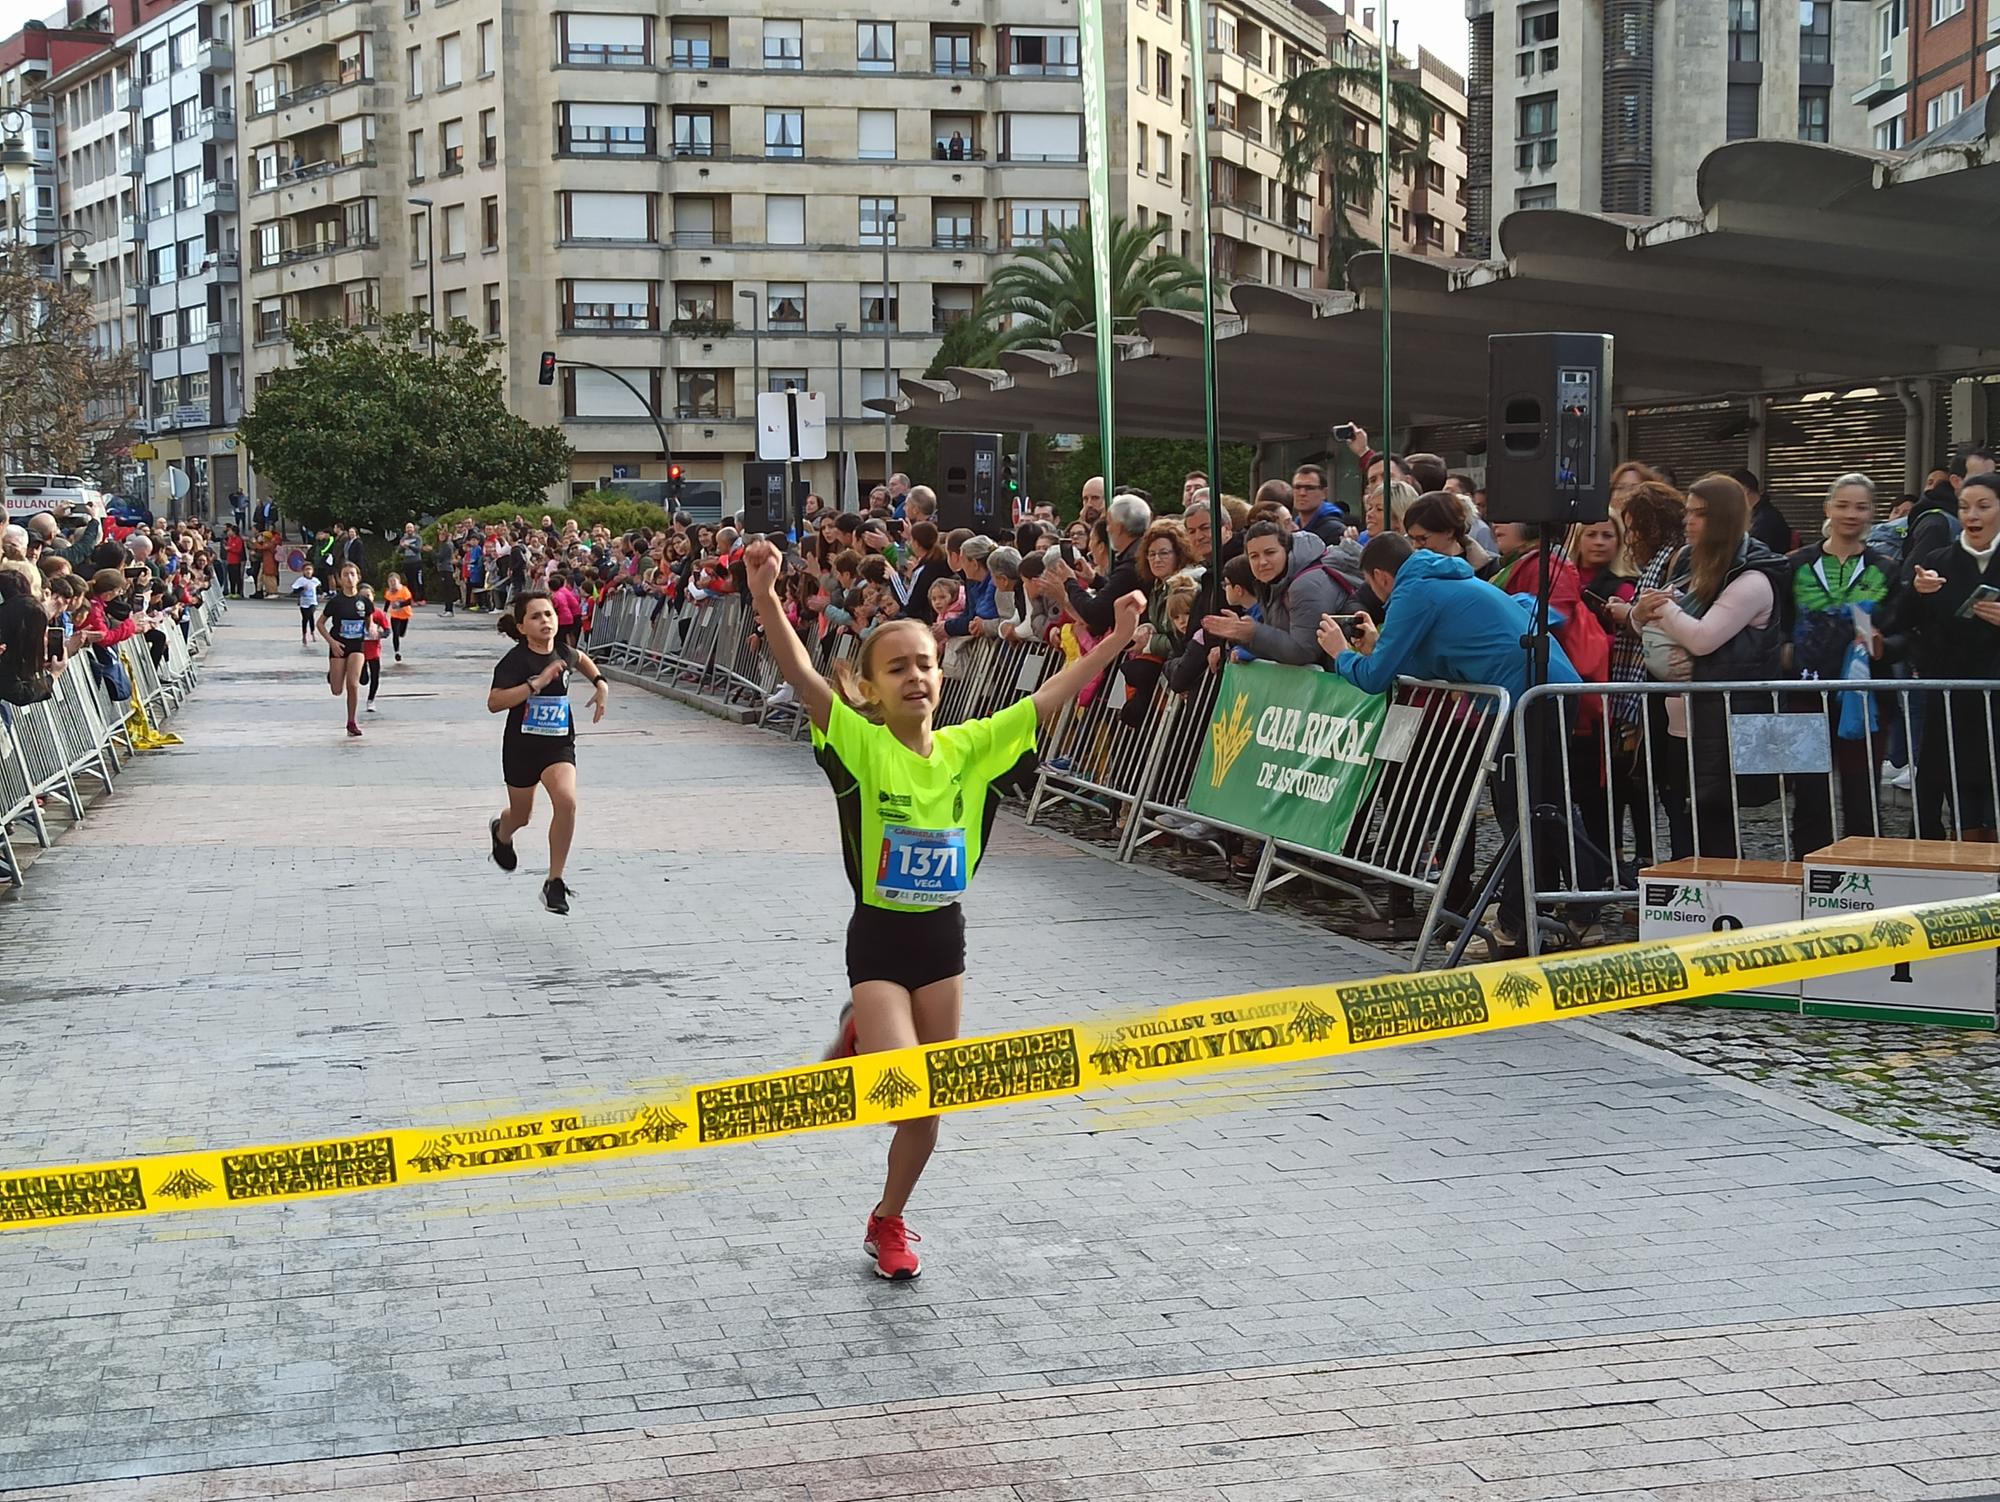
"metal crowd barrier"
1511,676,2000,956
0,581,225,888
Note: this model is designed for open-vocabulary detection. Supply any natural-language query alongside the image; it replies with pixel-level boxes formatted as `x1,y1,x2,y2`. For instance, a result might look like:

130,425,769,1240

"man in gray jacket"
1199,520,1358,668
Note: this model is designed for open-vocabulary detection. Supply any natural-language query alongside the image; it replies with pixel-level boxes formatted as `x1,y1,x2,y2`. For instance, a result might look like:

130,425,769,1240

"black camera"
1331,423,1358,443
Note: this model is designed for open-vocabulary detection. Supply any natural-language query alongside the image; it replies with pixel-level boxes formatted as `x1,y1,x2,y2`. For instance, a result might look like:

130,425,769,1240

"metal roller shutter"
1764,391,1909,530
1622,402,1748,490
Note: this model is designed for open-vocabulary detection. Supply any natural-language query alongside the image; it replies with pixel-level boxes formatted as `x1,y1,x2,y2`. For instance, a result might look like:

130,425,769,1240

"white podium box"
1800,838,2000,1027
1639,859,1802,1010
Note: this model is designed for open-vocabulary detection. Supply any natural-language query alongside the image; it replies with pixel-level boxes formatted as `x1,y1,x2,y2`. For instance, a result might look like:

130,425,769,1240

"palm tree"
976,216,1201,353
1274,56,1434,290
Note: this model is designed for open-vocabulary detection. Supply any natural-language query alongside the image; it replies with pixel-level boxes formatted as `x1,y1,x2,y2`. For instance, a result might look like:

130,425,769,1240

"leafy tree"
0,239,138,476
976,216,1201,353
1274,59,1433,290
1050,434,1257,519
239,313,570,534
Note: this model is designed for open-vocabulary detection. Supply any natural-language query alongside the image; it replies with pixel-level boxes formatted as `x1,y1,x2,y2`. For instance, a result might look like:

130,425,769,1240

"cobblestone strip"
7,1303,2000,1501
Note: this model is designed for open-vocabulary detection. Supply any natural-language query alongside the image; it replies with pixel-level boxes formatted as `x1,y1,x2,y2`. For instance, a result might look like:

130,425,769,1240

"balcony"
196,38,235,74
669,229,723,246
667,50,728,70
123,279,147,308
932,58,984,75
672,403,732,419
123,212,147,241
202,250,242,282
563,42,650,67
563,303,659,332
666,315,735,336
932,141,987,161
204,322,244,355
932,232,984,250
117,146,136,177
200,106,237,142
202,180,240,213
932,308,974,333
113,77,132,111
262,234,379,270
558,125,658,158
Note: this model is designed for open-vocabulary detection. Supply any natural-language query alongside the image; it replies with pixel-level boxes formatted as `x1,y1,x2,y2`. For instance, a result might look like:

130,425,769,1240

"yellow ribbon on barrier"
5,896,1997,1234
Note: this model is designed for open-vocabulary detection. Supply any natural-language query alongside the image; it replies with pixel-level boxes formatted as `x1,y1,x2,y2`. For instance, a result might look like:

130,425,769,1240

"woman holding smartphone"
1901,472,2000,841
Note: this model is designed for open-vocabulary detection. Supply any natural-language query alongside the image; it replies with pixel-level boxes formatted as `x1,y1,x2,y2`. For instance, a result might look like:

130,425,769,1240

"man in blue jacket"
1320,533,1585,953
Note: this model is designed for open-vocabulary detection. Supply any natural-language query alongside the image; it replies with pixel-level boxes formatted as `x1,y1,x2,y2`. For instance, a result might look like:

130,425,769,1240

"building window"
1156,131,1171,180
1726,80,1761,138
481,195,499,249
860,282,898,331
485,282,501,335
763,19,802,69
1008,28,1078,75
441,118,464,173
673,110,714,156
858,109,896,160
406,44,423,96
1873,115,1905,148
562,14,649,67
1797,86,1829,139
765,108,803,157
1008,200,1079,244
857,22,895,71
439,32,463,88
1516,3,1558,72
859,196,899,244
410,210,430,263
767,282,806,329
1798,1,1831,64
765,195,806,244
1136,126,1148,174
1514,92,1557,172
1926,84,1965,129
143,44,169,83
444,288,468,324
1516,185,1556,209
480,109,496,164
1877,0,1905,74
1155,48,1172,97
767,367,807,394
408,128,426,180
1728,0,1760,61
934,30,973,74
477,20,494,76
1136,40,1147,90
1930,0,1964,22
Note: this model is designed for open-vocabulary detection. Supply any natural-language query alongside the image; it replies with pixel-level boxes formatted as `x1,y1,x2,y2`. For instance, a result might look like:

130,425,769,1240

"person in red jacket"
78,568,152,650
358,584,392,713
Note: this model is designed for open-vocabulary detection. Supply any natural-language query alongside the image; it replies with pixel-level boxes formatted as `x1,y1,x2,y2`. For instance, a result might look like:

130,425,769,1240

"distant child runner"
357,584,391,712
289,561,321,646
743,537,1144,1281
316,561,372,736
486,587,609,915
383,573,415,660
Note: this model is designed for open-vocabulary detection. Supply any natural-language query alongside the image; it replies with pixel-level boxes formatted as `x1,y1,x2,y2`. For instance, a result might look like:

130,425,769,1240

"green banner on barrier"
1187,661,1389,856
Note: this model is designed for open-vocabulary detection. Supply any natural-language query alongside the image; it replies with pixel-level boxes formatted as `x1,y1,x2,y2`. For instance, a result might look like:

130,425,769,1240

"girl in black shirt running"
317,562,373,737
487,588,609,914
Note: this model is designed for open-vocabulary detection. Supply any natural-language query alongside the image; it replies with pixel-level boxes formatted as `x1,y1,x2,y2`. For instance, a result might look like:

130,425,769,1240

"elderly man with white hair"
1048,491,1150,636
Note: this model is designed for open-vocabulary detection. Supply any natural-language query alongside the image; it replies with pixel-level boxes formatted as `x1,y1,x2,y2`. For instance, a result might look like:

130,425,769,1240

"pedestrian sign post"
756,389,827,538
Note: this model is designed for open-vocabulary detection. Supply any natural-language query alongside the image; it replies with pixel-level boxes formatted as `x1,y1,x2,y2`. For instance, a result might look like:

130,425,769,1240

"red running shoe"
346,721,363,738
823,1002,858,1061
864,1212,921,1280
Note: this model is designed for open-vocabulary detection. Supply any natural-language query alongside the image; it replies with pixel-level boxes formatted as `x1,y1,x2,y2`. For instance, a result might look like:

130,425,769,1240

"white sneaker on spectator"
1889,762,1915,792
767,683,796,708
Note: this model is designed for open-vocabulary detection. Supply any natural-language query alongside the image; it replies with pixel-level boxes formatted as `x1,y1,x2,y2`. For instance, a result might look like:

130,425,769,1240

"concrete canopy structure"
883,124,2000,441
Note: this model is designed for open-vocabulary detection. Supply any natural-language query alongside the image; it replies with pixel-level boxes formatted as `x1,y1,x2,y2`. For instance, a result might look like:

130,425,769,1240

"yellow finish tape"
5,896,1998,1234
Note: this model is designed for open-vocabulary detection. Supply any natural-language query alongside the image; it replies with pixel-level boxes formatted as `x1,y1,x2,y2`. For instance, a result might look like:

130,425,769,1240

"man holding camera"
1320,533,1585,951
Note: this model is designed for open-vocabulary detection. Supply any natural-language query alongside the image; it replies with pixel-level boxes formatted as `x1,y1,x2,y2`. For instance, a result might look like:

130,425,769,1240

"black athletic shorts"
502,740,576,790
845,902,965,992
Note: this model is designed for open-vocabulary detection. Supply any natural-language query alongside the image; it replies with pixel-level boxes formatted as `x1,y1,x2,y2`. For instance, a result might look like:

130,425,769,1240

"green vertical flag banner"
1186,0,1225,615
1078,0,1116,498
1187,661,1391,857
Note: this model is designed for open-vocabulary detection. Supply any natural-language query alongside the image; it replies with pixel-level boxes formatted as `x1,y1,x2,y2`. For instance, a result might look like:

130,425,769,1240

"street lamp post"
738,289,760,420
833,321,848,510
878,212,905,494
407,195,436,355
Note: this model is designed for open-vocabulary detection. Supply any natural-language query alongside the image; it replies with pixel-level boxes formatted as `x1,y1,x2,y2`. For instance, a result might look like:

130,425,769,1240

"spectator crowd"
571,440,2000,955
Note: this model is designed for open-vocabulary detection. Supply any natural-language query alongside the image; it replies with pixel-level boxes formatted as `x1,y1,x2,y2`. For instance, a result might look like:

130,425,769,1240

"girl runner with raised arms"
743,536,1144,1281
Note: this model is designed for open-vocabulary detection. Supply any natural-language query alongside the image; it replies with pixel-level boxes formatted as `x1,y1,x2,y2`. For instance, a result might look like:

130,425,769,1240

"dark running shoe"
489,816,518,872
540,877,570,915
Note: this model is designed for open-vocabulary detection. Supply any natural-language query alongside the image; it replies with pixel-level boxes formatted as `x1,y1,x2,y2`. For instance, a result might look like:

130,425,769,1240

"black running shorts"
845,902,965,992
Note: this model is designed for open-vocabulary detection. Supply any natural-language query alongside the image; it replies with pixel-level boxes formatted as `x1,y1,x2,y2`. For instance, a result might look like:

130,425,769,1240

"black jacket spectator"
1900,475,1962,584
1065,542,1143,635
1748,497,1792,556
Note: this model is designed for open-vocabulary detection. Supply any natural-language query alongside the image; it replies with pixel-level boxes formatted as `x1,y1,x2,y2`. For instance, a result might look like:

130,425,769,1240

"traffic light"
538,350,557,386
667,464,683,502
1002,449,1022,498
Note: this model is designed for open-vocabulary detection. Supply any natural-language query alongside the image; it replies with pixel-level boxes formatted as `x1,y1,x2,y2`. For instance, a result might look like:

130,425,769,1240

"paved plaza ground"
3,603,2000,1500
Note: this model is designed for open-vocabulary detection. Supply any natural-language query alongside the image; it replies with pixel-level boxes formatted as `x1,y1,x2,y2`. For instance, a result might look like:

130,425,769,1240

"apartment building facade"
1463,0,1874,254
121,0,243,505
1854,0,1995,149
